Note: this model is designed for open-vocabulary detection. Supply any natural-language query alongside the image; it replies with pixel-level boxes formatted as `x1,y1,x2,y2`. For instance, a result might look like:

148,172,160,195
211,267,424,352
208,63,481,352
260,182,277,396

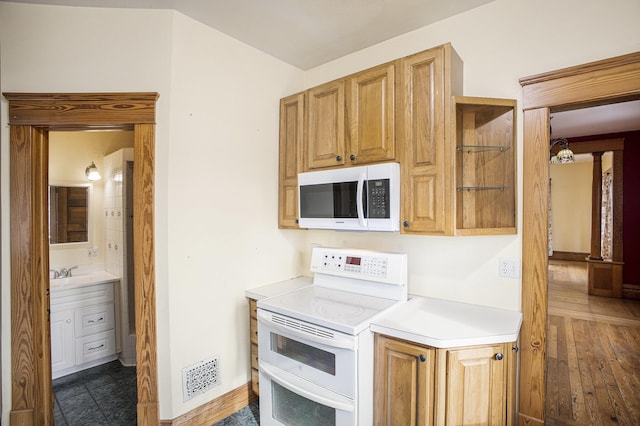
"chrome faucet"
50,269,60,279
58,266,78,278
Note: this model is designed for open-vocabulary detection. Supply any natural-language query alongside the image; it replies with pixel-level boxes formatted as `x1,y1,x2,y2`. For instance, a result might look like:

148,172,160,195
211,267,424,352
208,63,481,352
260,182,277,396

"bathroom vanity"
50,274,119,379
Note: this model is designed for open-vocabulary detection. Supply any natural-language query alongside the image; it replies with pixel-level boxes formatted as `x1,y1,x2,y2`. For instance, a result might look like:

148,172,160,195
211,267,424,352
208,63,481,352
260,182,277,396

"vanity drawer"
74,303,115,337
51,282,115,312
75,329,116,364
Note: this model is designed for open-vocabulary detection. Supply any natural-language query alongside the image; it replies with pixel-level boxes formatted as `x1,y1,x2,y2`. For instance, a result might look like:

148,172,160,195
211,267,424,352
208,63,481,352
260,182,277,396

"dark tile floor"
54,360,259,425
212,400,260,426
53,360,137,425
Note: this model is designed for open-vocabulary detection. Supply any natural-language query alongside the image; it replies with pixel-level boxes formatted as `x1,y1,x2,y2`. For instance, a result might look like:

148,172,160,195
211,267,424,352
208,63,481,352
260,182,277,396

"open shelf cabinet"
454,97,517,235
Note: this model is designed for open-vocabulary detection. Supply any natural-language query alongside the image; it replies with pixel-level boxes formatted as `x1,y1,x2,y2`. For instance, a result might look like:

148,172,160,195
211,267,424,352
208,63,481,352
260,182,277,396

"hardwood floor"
546,260,640,425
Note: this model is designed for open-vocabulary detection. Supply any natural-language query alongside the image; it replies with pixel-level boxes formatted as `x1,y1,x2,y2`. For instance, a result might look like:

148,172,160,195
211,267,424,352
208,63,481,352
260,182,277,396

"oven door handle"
260,362,355,412
258,311,357,350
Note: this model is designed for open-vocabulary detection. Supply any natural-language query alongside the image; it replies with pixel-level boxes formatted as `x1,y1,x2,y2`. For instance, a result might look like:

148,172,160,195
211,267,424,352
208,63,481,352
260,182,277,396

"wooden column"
589,152,604,261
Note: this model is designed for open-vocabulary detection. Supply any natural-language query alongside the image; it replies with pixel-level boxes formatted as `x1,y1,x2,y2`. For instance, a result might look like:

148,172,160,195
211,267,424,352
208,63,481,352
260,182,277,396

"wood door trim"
518,52,640,424
3,92,160,425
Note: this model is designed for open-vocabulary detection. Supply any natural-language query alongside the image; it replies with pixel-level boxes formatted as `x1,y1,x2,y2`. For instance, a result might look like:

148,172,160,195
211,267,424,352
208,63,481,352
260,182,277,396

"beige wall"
2,0,639,422
550,159,593,253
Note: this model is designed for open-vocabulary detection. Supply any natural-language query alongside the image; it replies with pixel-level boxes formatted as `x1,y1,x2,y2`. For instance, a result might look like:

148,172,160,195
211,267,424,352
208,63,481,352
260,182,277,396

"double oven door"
257,308,358,426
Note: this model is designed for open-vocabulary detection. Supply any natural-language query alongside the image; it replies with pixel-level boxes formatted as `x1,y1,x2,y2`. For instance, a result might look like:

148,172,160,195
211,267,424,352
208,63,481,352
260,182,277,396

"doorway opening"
48,129,138,424
4,92,160,425
518,52,640,424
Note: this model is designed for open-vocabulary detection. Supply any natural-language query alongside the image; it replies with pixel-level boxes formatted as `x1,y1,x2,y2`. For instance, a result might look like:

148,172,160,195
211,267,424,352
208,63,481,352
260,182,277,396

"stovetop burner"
257,247,408,335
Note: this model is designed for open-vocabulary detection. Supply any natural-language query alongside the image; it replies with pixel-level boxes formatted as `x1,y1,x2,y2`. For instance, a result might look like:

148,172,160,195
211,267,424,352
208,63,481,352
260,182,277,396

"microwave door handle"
260,362,355,413
356,171,367,228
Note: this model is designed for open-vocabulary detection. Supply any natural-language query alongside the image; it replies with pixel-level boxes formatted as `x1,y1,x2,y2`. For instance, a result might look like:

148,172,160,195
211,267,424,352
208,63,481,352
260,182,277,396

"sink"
50,271,119,289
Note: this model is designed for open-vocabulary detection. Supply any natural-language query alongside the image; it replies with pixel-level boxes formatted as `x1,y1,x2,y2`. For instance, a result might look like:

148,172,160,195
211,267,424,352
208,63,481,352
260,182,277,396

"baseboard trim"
160,382,257,426
623,283,640,300
548,251,589,262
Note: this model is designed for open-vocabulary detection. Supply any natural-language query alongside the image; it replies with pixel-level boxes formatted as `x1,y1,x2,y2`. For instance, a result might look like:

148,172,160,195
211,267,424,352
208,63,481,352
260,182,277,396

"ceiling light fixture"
549,116,574,164
85,161,102,181
549,138,575,164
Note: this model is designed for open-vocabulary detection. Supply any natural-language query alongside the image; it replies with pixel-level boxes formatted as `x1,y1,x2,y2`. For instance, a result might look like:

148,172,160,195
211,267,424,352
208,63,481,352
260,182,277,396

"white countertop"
370,295,522,348
245,276,313,300
50,271,119,290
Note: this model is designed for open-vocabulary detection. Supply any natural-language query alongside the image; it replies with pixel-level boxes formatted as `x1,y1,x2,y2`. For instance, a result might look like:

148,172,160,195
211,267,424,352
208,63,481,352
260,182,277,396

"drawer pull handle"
495,353,504,361
88,317,104,324
418,354,426,362
88,344,105,351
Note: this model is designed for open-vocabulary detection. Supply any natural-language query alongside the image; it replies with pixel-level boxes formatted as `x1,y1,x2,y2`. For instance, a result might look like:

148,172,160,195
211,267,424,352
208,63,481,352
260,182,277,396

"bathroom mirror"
49,185,90,245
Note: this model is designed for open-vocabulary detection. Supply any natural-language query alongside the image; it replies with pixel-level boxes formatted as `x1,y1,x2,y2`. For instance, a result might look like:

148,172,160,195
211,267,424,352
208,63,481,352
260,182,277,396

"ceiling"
3,0,493,70
551,100,640,139
4,0,640,138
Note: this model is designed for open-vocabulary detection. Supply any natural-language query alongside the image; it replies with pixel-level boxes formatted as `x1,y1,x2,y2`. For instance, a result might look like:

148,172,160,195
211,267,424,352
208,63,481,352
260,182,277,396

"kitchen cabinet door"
306,79,346,170
346,62,395,165
399,43,462,235
278,92,304,228
374,334,435,426
444,343,509,425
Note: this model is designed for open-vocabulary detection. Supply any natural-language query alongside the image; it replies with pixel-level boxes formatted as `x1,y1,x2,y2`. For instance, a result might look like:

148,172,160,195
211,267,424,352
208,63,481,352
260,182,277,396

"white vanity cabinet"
50,280,118,378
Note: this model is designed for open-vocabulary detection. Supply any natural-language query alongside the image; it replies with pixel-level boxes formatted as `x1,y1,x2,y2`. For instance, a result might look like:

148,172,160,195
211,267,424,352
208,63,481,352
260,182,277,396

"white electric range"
257,246,408,426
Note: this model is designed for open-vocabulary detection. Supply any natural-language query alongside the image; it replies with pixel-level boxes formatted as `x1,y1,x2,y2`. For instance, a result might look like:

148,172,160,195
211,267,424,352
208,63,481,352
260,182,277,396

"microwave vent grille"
271,313,334,339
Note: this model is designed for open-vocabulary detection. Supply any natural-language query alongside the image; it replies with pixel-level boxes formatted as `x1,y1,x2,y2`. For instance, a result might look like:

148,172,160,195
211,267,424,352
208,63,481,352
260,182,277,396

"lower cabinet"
50,281,118,379
374,334,517,426
248,298,260,395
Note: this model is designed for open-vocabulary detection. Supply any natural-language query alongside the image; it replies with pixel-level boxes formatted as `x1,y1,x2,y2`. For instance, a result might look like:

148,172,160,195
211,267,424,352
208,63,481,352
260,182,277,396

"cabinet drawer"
251,343,259,370
249,299,257,319
251,368,260,395
74,303,115,337
250,317,258,345
75,329,116,364
51,282,115,312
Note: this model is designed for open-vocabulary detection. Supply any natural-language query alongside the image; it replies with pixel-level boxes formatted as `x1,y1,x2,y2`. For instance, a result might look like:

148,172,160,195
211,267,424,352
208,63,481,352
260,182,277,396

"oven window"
270,332,336,375
272,381,336,426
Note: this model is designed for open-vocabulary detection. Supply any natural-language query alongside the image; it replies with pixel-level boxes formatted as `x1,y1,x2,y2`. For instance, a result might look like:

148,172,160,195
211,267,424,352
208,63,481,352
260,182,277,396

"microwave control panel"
367,179,390,218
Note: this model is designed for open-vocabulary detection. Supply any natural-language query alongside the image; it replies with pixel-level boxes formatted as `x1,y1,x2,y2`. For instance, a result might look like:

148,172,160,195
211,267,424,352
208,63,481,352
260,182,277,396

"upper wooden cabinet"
278,42,517,236
306,80,346,169
399,43,463,235
346,62,396,165
278,92,304,228
306,61,396,170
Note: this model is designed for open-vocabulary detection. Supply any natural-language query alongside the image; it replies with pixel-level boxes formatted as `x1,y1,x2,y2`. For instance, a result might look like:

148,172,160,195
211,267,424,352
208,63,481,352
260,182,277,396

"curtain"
601,172,613,260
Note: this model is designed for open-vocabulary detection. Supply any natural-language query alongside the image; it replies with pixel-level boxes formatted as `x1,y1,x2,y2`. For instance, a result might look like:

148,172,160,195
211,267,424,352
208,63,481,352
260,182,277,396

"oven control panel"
310,247,407,285
320,252,388,277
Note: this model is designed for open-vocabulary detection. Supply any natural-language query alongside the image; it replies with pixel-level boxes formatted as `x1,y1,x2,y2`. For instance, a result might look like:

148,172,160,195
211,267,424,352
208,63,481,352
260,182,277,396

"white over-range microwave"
297,162,400,232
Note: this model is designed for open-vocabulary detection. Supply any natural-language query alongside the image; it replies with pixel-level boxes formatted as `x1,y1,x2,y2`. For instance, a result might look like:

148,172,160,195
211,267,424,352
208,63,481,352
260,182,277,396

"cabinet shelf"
457,185,508,192
456,145,510,153
454,97,517,234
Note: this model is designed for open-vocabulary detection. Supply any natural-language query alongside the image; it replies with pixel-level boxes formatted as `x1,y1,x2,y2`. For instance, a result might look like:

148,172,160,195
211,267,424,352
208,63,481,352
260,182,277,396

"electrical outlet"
499,258,521,278
87,247,98,258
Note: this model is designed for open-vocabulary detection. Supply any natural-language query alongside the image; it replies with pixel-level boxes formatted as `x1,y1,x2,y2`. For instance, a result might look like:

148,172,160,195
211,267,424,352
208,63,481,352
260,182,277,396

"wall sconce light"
85,161,102,181
550,138,575,164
